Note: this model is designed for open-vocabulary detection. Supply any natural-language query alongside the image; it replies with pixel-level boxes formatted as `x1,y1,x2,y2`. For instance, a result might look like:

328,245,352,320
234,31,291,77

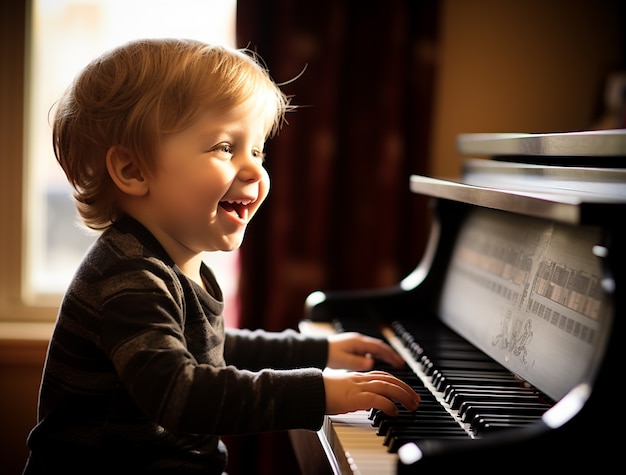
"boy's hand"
323,370,420,416
327,332,405,371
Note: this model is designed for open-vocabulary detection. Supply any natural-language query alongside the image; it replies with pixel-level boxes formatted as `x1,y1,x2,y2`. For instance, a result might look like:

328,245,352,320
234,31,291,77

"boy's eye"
217,143,233,154
252,149,266,161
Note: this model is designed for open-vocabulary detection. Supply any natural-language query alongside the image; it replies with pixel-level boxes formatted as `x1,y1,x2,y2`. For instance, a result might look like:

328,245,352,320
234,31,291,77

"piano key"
423,359,509,376
442,384,536,401
432,371,524,391
420,349,494,362
470,414,542,433
386,430,470,453
458,402,551,421
474,421,538,432
377,416,464,437
369,406,450,431
448,392,543,410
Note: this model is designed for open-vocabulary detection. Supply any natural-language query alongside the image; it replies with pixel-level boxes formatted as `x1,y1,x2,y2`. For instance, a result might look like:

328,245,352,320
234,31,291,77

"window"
0,0,240,328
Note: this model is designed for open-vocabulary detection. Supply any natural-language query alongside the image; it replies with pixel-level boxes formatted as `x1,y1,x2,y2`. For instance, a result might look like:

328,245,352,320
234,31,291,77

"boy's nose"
238,154,265,182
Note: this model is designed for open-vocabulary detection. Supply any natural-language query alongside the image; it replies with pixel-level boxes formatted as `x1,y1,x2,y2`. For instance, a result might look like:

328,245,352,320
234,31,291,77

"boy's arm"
224,328,328,370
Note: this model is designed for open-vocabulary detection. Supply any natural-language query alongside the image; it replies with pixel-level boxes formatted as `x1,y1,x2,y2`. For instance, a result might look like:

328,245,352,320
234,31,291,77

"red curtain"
227,1,440,473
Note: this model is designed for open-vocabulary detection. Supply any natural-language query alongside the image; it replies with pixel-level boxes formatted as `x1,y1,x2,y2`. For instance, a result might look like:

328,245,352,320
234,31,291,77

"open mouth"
219,200,251,220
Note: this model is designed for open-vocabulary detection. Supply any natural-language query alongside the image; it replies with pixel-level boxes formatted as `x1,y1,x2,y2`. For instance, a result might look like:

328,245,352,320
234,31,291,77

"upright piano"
289,129,626,474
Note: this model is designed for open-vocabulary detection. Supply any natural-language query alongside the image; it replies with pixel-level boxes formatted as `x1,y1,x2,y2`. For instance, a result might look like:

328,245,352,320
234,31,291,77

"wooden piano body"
290,130,626,473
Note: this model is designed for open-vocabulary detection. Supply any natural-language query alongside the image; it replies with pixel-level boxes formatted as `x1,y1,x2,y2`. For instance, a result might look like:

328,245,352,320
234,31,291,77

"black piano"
289,129,626,474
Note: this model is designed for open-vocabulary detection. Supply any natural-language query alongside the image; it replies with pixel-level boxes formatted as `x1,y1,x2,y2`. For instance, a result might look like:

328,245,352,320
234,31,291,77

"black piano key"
459,402,551,422
384,426,468,446
420,351,495,369
369,403,445,424
377,416,462,436
470,414,541,433
423,359,508,376
433,371,523,391
476,421,537,432
448,392,543,410
386,430,470,453
443,384,536,402
420,349,494,363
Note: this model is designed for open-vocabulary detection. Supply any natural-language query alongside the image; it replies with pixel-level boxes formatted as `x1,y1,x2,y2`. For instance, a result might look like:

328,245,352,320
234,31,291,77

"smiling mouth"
219,200,251,220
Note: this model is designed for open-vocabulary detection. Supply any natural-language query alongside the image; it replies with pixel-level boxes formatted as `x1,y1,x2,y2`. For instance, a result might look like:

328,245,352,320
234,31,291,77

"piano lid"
457,129,626,167
411,129,626,225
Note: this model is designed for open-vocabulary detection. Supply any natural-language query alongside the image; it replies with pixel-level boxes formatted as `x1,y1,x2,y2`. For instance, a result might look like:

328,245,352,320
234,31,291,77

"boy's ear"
105,146,149,196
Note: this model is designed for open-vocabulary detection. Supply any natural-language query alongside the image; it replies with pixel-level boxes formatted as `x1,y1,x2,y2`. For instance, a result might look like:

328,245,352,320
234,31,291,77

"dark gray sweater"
24,217,327,474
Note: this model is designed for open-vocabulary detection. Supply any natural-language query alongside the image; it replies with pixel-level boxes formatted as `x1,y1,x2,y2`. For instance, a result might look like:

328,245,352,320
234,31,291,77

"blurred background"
1,1,624,474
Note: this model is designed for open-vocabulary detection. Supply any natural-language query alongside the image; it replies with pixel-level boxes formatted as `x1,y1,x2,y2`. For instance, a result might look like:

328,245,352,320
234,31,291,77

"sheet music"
439,207,614,401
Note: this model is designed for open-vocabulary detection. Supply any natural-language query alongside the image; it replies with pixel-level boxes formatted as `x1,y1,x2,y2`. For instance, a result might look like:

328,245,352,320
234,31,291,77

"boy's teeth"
220,201,247,219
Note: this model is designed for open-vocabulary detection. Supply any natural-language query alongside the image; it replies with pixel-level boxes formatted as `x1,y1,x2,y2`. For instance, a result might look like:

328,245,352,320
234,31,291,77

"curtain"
227,1,440,473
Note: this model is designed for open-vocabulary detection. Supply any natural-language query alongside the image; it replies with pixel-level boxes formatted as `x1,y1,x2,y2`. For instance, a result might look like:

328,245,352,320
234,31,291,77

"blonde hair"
52,38,292,231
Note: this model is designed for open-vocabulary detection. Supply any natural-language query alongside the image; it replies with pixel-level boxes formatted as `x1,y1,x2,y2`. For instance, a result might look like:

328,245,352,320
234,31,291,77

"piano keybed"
323,318,554,473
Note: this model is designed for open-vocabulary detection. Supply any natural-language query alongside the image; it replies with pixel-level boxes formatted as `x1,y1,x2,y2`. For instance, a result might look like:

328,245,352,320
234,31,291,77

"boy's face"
141,99,271,257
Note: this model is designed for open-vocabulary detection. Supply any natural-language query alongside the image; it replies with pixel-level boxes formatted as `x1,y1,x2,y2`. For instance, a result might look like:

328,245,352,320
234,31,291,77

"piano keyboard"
317,319,554,474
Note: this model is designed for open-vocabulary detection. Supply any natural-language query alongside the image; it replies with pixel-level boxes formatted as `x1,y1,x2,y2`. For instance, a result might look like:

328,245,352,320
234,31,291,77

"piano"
289,129,626,474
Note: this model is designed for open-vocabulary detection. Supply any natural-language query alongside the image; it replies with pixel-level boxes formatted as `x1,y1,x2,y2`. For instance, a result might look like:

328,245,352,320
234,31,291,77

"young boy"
22,38,420,474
